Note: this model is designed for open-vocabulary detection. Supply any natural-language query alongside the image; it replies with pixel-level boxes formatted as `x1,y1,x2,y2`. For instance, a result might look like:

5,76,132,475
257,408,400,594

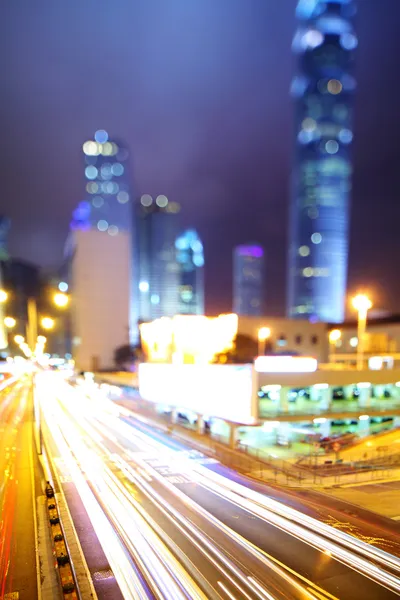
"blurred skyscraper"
136,194,181,321
69,130,137,340
287,0,357,323
71,130,132,235
175,229,204,315
233,245,264,316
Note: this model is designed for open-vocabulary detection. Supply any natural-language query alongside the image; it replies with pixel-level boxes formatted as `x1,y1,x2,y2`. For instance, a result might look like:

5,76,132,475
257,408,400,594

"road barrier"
44,481,79,599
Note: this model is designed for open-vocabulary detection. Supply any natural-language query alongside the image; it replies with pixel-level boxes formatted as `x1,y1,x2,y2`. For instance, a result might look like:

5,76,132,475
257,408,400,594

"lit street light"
0,290,8,303
14,335,24,345
4,317,16,329
352,294,372,370
53,292,69,308
329,328,341,361
37,335,47,344
258,326,271,356
41,317,55,331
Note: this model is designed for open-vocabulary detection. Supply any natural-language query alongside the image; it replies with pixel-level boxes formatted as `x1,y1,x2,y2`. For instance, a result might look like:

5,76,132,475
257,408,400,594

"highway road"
38,372,400,600
0,377,39,600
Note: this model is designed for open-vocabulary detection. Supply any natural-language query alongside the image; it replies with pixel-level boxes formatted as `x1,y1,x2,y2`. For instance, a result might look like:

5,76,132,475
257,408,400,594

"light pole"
352,294,372,370
329,328,341,362
258,326,271,356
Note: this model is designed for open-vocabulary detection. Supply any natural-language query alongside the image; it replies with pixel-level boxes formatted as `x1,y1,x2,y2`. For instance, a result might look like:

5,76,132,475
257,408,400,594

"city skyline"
2,0,400,316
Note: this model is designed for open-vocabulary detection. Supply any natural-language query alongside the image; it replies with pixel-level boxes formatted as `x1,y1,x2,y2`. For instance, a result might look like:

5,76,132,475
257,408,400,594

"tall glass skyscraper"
71,130,132,235
136,194,181,321
233,245,264,316
175,229,205,315
287,0,357,323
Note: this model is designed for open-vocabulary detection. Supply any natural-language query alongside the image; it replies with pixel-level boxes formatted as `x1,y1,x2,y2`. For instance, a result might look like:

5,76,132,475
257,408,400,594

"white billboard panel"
138,363,255,424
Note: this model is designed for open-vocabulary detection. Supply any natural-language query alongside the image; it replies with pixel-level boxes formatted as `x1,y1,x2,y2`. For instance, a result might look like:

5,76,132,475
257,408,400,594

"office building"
175,229,204,315
71,130,133,235
233,245,264,316
67,229,131,371
70,130,138,341
136,194,181,322
287,0,357,323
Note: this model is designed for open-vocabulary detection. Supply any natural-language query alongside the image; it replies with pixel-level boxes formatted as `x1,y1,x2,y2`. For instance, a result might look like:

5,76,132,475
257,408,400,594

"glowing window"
86,182,99,194
325,140,339,154
341,33,358,51
302,118,316,131
85,166,98,180
95,130,108,144
97,220,108,232
139,281,149,293
311,232,322,244
117,191,129,204
111,163,124,176
141,194,153,207
299,245,310,257
156,195,168,208
92,196,104,208
350,337,358,348
327,79,342,95
338,129,353,144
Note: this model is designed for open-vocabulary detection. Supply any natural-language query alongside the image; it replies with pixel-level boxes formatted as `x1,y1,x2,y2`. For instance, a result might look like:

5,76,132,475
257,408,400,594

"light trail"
37,373,400,599
38,375,212,600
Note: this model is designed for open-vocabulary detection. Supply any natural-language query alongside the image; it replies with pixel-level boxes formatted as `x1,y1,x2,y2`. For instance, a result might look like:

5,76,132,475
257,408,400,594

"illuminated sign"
138,363,255,423
254,356,317,373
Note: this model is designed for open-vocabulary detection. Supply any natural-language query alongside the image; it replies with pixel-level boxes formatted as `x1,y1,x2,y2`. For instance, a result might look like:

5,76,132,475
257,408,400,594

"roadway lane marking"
217,581,239,600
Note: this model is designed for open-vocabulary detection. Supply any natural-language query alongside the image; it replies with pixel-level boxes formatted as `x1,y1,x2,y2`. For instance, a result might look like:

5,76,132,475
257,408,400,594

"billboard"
138,363,256,424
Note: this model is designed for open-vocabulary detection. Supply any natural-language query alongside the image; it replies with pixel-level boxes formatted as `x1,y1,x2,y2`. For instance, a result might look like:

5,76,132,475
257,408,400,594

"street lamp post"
258,326,271,356
352,294,372,371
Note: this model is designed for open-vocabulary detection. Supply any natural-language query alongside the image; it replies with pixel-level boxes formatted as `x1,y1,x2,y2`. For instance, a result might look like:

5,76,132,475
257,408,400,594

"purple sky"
1,0,400,316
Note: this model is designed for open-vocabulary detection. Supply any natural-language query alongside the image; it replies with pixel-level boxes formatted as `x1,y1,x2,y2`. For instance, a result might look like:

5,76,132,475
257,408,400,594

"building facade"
175,229,204,315
71,130,133,235
233,245,264,316
136,194,181,322
68,229,131,371
287,0,357,323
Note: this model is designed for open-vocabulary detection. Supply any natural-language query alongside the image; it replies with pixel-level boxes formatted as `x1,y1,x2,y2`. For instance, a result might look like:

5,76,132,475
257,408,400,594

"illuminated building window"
349,336,358,347
117,191,129,204
92,196,104,208
85,165,98,180
150,294,160,305
86,182,99,194
302,118,316,131
325,140,339,154
338,129,353,144
107,225,119,236
139,281,149,293
277,335,287,347
311,335,318,345
327,79,342,95
141,194,153,207
299,245,310,257
311,232,322,244
97,220,108,232
341,33,358,50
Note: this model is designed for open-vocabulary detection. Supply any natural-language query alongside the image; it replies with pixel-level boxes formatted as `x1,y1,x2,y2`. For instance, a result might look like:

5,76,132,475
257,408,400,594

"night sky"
1,0,400,317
